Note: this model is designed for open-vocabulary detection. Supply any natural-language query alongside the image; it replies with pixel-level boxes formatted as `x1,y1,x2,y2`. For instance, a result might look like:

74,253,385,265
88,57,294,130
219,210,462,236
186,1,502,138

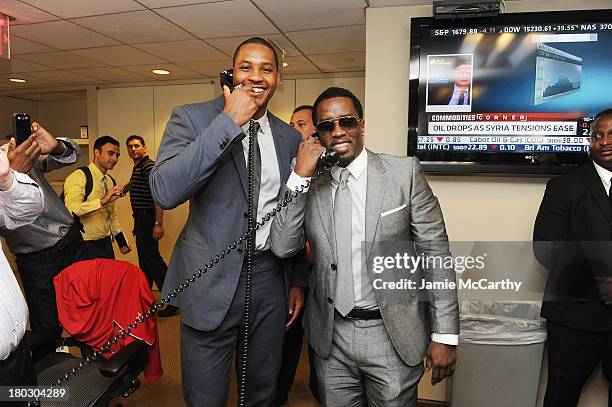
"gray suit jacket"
271,151,459,366
150,96,304,331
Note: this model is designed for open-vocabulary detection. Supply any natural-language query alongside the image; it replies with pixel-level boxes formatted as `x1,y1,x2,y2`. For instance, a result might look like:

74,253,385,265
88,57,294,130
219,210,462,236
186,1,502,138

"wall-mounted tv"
408,10,612,175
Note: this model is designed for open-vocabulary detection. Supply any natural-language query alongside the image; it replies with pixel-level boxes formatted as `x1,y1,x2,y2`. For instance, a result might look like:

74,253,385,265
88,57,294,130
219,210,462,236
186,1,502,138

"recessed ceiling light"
152,69,170,75
9,78,27,83
282,62,288,67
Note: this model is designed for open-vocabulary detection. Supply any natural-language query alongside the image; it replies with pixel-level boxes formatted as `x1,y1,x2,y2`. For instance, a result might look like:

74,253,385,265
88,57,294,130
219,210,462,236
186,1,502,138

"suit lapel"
230,141,248,198
582,162,612,221
268,113,290,183
365,151,388,259
209,96,249,198
313,173,336,259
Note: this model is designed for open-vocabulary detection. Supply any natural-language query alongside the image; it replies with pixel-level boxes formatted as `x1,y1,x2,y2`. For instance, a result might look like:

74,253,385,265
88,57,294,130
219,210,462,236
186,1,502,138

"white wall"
365,1,612,404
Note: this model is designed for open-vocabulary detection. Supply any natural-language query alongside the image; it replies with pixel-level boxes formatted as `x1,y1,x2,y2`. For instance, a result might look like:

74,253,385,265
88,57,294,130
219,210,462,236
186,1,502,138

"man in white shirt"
0,140,45,390
271,87,459,406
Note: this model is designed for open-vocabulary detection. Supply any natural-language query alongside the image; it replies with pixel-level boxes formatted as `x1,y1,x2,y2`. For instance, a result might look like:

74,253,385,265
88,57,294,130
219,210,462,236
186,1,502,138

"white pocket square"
381,203,407,217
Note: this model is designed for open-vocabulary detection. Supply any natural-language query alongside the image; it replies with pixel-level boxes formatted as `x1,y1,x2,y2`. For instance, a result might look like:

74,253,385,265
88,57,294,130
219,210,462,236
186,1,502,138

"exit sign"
0,14,9,59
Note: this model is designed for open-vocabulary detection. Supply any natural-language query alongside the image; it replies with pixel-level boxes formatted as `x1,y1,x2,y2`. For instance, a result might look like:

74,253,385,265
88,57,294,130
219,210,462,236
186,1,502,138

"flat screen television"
408,9,612,175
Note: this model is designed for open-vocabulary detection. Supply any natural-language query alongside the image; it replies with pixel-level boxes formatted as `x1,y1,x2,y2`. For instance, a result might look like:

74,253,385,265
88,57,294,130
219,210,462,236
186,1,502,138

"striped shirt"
129,156,155,213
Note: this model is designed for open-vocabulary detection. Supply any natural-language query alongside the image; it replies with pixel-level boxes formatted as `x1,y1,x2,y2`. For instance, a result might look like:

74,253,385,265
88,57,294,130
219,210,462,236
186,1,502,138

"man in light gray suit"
150,37,305,406
271,87,459,406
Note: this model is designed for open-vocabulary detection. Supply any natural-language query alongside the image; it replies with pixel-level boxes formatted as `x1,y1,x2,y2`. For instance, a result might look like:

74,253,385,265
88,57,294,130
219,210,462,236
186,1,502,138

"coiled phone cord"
51,139,336,390
237,119,257,406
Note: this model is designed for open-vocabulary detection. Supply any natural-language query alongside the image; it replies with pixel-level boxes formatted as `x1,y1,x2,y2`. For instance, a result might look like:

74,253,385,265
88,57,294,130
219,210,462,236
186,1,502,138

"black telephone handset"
311,132,340,166
319,149,340,166
12,113,31,146
220,69,234,92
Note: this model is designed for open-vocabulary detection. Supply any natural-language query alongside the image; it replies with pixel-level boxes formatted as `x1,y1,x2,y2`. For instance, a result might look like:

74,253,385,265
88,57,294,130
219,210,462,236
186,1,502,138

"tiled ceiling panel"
122,63,201,80
9,36,57,55
134,40,228,62
178,60,233,77
26,70,100,84
0,0,59,25
15,51,107,69
254,0,366,32
72,10,195,44
156,0,279,39
70,67,149,82
282,56,320,74
71,45,165,66
19,0,146,19
309,51,365,72
286,25,366,55
206,34,301,58
10,20,120,50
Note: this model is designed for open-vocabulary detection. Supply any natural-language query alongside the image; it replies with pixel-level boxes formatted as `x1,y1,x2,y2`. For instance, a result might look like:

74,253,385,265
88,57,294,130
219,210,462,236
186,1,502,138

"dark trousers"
17,226,90,362
133,212,167,290
0,339,37,406
275,290,320,405
84,236,114,260
544,321,612,407
180,252,287,407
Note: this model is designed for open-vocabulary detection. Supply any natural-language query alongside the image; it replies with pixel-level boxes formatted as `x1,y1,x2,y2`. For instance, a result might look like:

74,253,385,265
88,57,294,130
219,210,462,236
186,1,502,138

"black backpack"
60,166,116,202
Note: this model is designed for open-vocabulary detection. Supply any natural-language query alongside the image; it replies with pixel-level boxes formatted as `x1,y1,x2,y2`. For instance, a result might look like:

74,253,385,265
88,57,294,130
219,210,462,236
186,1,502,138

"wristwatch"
154,221,163,226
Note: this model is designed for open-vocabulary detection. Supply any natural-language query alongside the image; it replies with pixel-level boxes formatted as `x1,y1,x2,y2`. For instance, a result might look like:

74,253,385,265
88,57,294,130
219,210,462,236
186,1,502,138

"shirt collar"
241,111,268,135
593,160,612,188
89,162,106,180
453,84,468,93
331,148,367,182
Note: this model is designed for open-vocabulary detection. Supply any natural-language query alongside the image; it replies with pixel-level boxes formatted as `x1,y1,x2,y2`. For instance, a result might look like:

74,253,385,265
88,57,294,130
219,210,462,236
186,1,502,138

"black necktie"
457,90,465,105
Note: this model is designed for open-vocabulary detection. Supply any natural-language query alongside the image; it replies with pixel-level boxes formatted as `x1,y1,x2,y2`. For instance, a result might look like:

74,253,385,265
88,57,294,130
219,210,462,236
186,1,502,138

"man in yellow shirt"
64,136,131,259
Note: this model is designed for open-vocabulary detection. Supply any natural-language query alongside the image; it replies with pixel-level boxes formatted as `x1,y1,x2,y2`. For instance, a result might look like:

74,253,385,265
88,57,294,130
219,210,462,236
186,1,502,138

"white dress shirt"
287,150,458,345
593,161,612,196
449,84,470,105
241,112,280,251
0,171,44,360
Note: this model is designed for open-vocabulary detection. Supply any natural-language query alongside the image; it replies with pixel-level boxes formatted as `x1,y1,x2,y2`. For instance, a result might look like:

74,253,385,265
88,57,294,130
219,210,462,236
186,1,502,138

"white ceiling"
0,0,494,99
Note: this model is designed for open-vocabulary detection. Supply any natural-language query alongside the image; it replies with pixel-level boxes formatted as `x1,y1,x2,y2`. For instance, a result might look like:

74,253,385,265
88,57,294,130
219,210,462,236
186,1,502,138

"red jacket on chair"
54,258,163,383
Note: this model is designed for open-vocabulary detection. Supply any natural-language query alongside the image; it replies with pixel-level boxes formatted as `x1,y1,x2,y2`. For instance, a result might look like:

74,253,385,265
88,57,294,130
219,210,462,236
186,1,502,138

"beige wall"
365,1,612,404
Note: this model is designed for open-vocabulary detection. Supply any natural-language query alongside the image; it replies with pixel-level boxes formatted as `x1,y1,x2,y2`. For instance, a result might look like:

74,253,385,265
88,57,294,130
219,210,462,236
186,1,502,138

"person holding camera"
1,122,89,362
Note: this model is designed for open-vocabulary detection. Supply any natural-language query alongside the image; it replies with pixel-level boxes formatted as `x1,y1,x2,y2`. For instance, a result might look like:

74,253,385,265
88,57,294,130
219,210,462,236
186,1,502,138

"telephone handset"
312,132,340,167
319,149,340,166
220,69,234,91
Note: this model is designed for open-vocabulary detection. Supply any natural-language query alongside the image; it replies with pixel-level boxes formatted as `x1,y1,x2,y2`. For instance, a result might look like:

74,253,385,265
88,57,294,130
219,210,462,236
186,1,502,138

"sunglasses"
315,115,362,135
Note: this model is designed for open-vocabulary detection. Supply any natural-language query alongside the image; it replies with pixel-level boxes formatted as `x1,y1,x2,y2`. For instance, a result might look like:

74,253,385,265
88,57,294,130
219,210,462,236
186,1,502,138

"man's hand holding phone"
222,83,258,127
31,122,65,155
7,136,41,174
294,136,326,177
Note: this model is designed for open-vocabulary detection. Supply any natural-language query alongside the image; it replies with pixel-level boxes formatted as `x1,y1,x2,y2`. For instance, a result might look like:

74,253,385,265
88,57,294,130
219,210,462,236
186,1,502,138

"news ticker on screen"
431,23,612,37
418,112,591,153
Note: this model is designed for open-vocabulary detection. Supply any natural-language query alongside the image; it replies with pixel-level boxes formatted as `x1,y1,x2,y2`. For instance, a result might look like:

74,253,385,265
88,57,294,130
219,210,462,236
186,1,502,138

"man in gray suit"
271,87,459,406
150,37,304,406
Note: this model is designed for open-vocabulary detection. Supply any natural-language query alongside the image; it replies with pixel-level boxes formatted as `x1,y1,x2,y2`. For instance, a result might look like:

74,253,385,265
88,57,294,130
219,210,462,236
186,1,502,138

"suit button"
243,212,248,218
237,248,243,254
327,297,333,304
219,143,225,150
331,263,337,271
